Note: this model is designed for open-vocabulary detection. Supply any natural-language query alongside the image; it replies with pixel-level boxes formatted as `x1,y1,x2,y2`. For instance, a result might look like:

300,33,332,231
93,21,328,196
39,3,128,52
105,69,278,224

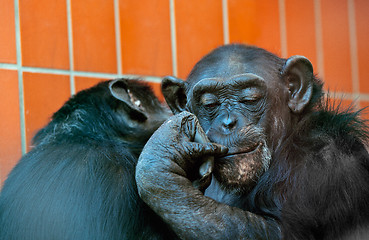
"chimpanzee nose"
221,115,237,132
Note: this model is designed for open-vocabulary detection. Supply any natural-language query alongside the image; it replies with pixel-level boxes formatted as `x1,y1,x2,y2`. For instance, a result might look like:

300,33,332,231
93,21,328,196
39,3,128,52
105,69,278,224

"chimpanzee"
135,44,369,239
0,79,174,240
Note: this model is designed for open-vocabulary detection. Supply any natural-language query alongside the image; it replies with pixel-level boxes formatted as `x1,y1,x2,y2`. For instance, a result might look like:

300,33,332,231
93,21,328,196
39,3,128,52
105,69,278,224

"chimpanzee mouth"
219,142,263,159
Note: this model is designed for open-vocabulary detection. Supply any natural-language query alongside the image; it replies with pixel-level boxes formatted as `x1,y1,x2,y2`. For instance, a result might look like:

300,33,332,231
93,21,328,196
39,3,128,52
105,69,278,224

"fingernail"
221,146,229,153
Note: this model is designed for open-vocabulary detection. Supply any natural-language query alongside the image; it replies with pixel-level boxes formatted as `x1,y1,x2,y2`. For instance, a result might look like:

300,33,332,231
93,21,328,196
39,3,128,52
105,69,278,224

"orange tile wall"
1,0,369,185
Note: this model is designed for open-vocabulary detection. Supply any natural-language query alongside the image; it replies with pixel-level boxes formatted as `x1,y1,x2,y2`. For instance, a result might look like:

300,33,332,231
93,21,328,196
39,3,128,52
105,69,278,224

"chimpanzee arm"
135,112,281,240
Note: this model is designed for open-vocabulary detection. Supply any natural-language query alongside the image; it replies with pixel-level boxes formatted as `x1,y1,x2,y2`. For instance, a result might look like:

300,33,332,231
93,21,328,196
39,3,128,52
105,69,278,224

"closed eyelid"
200,93,219,105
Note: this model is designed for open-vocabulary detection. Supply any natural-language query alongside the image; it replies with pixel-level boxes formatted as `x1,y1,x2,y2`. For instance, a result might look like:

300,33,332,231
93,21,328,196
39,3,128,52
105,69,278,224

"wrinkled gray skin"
135,111,278,239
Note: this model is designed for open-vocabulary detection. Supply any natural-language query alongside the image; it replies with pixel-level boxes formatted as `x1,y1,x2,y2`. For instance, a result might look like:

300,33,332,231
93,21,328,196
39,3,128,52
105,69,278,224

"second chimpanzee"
0,79,174,240
136,44,369,239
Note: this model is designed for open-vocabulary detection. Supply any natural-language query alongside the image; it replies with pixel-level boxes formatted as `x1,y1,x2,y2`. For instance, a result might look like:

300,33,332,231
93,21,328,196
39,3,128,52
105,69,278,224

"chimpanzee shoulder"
273,102,369,239
315,102,368,139
301,99,369,157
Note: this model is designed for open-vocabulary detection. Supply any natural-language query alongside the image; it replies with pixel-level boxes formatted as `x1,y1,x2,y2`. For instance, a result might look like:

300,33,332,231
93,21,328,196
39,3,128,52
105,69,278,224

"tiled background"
0,0,368,185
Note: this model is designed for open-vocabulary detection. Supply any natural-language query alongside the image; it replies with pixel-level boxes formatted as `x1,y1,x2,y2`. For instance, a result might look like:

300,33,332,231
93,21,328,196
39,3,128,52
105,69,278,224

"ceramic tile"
0,70,22,184
0,0,16,63
355,0,369,94
175,0,224,78
23,72,70,150
228,0,281,55
72,0,117,73
321,0,352,92
285,0,317,68
74,76,106,93
120,0,172,76
19,0,69,69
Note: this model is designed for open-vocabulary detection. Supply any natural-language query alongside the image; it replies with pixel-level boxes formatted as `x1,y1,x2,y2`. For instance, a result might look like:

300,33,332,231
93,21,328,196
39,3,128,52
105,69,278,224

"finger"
160,111,194,133
179,112,200,141
172,111,207,143
170,111,209,145
203,143,229,155
194,124,210,144
185,142,228,157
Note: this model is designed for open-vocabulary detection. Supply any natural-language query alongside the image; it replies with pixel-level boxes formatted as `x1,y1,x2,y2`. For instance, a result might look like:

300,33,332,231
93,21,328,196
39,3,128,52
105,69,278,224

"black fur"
252,99,369,239
0,79,174,240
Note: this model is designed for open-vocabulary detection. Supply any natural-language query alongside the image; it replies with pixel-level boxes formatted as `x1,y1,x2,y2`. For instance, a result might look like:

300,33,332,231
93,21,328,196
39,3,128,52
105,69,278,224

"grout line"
66,0,75,95
70,75,75,96
13,0,26,154
22,66,73,75
0,63,18,70
169,0,178,77
348,0,360,98
222,0,230,44
278,0,288,58
330,91,369,103
314,0,325,80
114,0,123,75
137,75,162,83
1,64,162,83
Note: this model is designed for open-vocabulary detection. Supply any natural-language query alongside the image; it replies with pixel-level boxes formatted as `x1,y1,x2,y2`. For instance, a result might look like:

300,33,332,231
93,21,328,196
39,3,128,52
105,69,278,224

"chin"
213,142,270,193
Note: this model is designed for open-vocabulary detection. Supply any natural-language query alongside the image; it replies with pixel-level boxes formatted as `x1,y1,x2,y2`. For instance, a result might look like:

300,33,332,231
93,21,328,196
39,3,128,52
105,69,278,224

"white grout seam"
222,0,230,45
66,0,75,95
348,0,360,99
314,0,325,80
13,0,26,155
114,0,123,75
169,0,178,77
0,64,162,82
278,0,288,58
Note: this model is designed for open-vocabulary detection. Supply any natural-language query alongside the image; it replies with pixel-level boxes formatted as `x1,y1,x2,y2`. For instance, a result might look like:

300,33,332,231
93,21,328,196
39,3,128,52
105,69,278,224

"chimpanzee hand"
136,111,227,193
136,111,280,240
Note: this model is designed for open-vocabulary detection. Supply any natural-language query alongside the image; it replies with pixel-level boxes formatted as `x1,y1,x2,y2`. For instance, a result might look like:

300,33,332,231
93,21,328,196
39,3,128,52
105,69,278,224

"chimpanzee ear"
281,56,314,114
161,76,188,114
109,79,148,121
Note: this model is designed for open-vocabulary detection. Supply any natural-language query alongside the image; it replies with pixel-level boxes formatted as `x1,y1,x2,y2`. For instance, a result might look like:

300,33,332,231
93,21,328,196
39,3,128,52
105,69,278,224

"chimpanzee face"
188,74,267,133
162,44,314,193
185,72,272,193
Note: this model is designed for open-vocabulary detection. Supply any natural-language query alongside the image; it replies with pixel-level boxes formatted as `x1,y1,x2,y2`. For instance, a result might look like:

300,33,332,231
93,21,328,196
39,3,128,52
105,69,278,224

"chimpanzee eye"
204,102,220,109
240,88,263,104
240,95,261,103
200,93,219,110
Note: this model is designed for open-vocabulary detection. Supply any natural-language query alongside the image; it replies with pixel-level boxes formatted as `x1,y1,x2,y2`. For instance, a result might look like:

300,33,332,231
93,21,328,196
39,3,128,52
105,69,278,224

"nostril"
222,117,237,130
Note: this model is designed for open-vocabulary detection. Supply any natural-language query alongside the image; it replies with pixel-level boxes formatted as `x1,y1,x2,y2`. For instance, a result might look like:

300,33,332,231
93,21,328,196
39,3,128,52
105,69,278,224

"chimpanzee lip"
220,142,262,159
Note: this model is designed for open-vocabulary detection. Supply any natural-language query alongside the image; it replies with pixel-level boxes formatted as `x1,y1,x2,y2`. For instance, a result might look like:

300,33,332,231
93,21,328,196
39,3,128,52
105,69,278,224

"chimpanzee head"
35,78,170,153
162,44,323,193
109,79,169,133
